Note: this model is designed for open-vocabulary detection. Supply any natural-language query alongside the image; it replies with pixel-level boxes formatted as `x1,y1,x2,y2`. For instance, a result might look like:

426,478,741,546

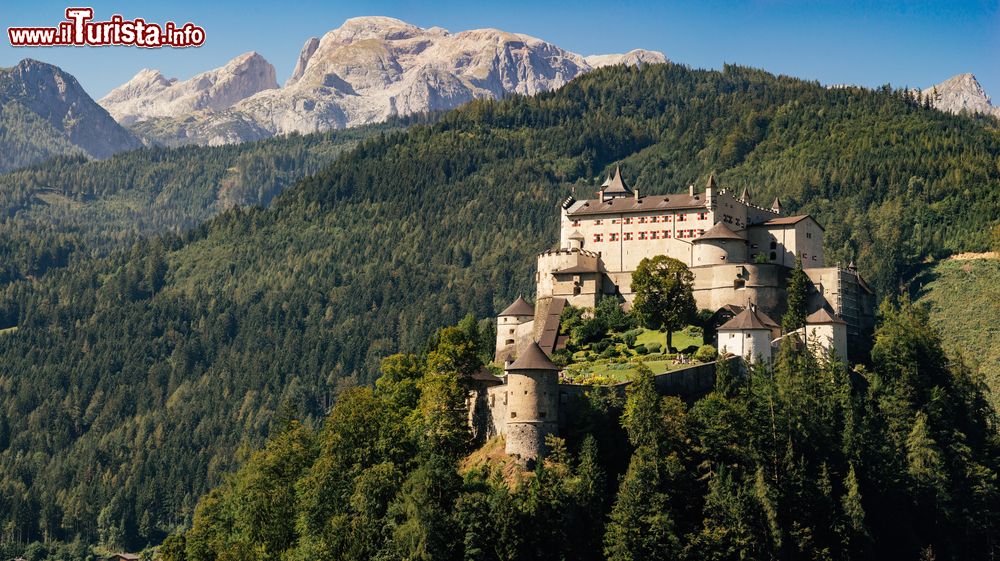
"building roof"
108,555,140,561
568,230,584,240
537,297,566,354
706,173,718,190
602,165,632,195
555,262,601,274
760,214,824,230
771,196,782,211
566,192,704,217
499,296,535,317
806,308,847,325
718,306,773,331
740,185,752,203
507,341,559,371
466,367,504,386
693,222,746,243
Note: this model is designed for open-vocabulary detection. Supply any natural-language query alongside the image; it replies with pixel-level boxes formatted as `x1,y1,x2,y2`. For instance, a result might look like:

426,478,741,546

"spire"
770,196,782,214
706,172,718,190
740,184,752,204
507,341,559,371
602,165,632,196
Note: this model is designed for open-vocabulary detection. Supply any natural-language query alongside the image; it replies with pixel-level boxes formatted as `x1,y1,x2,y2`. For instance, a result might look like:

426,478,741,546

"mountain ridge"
98,16,667,145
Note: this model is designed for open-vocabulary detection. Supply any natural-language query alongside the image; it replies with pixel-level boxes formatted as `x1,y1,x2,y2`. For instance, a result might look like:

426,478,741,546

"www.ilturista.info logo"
8,8,205,48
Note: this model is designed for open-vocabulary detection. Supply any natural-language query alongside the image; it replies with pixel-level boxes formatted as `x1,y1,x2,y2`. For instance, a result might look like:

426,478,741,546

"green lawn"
563,326,707,384
635,327,703,352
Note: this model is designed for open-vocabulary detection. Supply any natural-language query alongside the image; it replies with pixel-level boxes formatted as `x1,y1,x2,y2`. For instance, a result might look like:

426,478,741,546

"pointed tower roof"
499,296,535,317
770,196,782,213
806,308,847,325
719,306,772,331
568,230,584,241
603,165,632,195
706,172,719,190
507,342,559,371
740,184,752,203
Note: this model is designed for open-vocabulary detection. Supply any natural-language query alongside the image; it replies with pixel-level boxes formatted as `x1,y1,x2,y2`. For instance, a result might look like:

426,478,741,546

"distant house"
106,554,140,561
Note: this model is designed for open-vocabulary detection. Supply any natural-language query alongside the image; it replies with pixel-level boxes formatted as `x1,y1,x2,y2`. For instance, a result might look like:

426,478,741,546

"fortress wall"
690,263,789,314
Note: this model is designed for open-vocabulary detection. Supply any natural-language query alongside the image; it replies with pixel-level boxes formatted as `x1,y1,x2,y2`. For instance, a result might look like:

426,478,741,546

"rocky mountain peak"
922,73,999,118
0,59,141,160
99,51,278,125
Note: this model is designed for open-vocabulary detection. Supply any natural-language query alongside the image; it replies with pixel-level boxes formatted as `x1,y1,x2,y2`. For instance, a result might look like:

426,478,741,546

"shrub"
634,344,648,355
551,348,572,367
686,325,704,337
600,345,617,359
646,342,662,353
621,330,639,348
591,340,610,354
694,344,718,362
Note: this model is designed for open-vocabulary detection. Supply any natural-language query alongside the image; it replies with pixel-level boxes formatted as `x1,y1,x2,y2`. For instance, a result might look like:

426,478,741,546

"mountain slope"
0,59,142,169
102,16,667,145
2,63,999,554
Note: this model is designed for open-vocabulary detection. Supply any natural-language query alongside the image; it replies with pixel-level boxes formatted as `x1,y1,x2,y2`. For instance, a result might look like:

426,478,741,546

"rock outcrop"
922,73,1000,118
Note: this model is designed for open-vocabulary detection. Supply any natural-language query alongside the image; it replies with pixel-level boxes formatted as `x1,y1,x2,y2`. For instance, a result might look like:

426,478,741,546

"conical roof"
693,222,746,243
740,184,752,203
568,230,584,240
706,173,718,189
805,308,847,325
499,296,535,317
719,306,772,331
603,165,632,195
770,196,782,211
507,342,559,371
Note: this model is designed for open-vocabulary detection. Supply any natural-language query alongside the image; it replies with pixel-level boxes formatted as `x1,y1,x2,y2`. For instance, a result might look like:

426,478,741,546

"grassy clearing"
914,257,1000,410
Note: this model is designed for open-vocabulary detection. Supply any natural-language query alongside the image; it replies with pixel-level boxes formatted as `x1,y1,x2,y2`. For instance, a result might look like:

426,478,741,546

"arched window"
769,241,777,249
769,251,777,261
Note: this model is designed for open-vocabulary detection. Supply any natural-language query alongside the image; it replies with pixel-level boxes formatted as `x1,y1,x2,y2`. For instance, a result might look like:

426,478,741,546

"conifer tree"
782,255,810,332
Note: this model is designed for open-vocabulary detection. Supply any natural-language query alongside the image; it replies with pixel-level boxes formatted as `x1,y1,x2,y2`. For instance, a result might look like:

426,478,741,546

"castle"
475,169,875,464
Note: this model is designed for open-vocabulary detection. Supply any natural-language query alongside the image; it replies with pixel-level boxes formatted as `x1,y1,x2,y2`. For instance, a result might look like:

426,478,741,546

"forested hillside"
0,123,399,285
1,63,999,556
164,303,1000,561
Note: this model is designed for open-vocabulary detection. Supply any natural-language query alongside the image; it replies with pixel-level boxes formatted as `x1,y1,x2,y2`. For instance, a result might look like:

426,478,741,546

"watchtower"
504,342,560,463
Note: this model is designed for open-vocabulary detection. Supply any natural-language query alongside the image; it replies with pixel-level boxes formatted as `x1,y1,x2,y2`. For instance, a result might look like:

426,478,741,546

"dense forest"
0,121,406,285
1,62,999,557
153,301,998,561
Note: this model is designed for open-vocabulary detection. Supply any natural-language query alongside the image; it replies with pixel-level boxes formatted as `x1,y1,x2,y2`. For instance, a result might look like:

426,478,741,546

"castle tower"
717,305,774,363
771,196,783,214
504,342,560,464
495,296,535,364
804,308,848,364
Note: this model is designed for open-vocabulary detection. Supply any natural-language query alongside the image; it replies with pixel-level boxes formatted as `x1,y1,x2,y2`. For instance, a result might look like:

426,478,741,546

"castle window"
571,220,580,227
611,218,620,224
505,339,514,345
650,231,659,240
770,251,777,261
508,328,514,334
662,230,671,238
609,233,619,242
624,232,633,241
595,219,603,225
699,229,706,235
697,212,708,220
770,241,777,249
511,412,517,418
638,216,647,224
638,231,647,240
734,279,746,290
539,411,547,418
593,233,603,243
623,217,632,225
803,253,808,259
677,214,686,222
806,232,812,239
812,255,817,261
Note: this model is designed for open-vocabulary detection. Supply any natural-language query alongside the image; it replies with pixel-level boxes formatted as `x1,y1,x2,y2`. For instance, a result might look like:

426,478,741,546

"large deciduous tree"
631,256,696,351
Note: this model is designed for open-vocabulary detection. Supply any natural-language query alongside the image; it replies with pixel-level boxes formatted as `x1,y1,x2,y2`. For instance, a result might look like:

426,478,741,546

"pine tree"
782,255,810,332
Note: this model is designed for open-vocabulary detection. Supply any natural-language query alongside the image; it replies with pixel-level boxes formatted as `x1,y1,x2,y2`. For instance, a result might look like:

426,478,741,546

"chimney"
598,189,605,202
689,184,695,196
634,188,640,202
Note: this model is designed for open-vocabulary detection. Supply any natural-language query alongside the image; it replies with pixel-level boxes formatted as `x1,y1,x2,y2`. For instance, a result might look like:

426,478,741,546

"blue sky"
3,0,998,100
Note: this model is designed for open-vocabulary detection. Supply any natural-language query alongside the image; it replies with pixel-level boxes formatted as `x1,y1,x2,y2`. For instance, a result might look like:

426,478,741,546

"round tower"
495,296,535,363
692,222,748,265
504,342,560,464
